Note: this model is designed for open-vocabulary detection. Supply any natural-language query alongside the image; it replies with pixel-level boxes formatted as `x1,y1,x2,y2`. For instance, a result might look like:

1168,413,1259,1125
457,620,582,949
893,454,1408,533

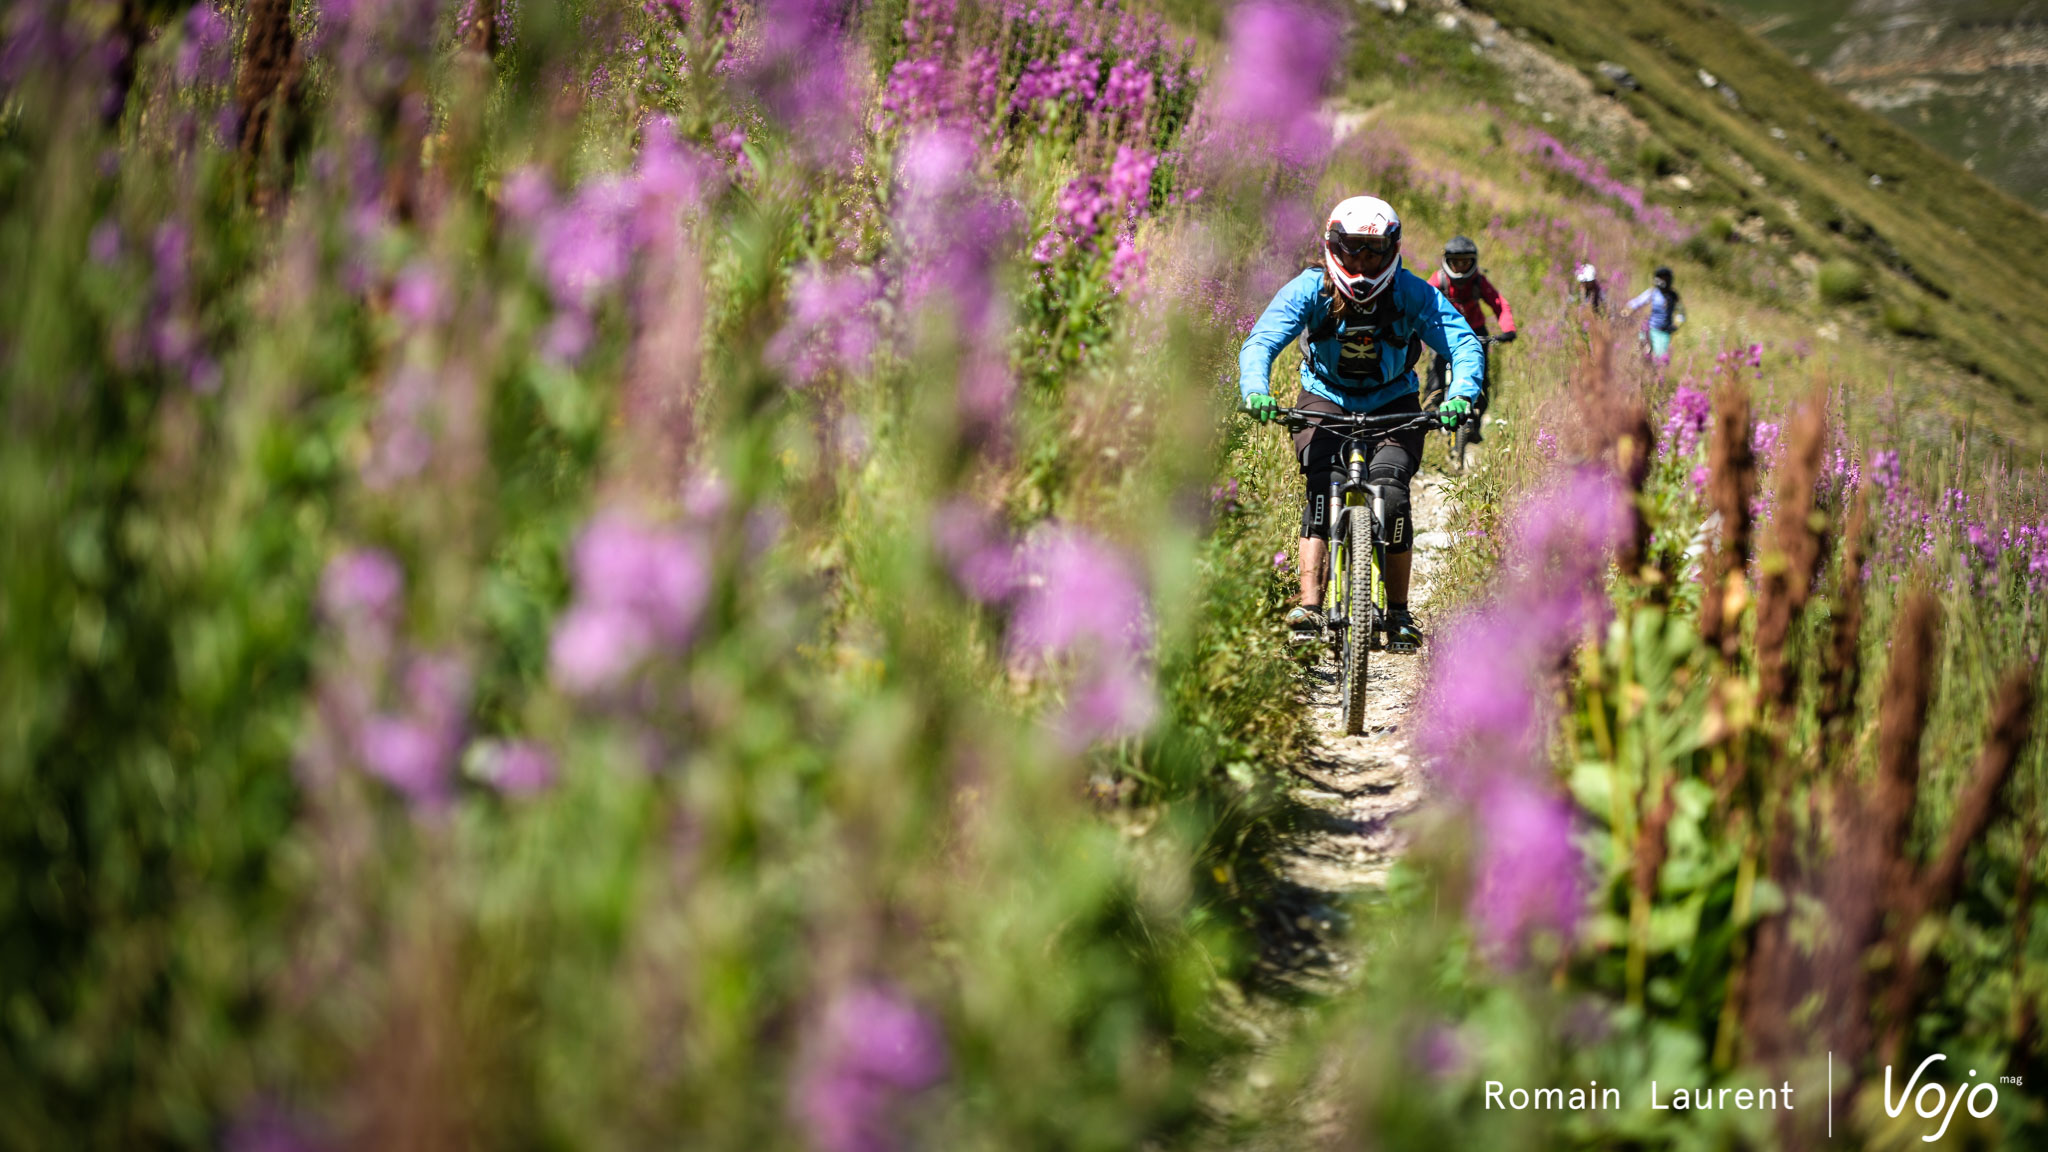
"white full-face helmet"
1323,196,1403,306
1576,263,1598,283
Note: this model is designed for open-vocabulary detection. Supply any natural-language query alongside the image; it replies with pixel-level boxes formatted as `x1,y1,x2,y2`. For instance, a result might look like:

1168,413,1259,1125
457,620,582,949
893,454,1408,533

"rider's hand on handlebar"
1439,398,1473,428
1496,330,1517,344
1243,394,1279,424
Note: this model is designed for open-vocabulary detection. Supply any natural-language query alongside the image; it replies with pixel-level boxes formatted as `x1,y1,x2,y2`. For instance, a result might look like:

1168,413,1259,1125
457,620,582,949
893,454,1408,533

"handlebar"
1271,406,1462,435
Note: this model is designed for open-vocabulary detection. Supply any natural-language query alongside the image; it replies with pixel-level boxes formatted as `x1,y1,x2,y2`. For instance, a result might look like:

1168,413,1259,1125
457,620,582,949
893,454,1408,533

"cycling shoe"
1384,608,1422,652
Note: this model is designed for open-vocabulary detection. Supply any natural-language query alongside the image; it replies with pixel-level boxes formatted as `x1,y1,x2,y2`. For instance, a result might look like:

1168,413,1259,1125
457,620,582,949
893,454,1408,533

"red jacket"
1426,270,1516,338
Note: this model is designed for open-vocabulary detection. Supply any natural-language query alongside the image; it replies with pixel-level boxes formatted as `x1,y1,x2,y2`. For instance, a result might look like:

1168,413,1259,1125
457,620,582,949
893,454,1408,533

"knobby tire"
1341,506,1374,736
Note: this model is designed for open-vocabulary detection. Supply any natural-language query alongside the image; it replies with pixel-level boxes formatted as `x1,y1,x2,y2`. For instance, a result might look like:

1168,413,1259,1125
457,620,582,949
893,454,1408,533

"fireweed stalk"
1418,468,1630,966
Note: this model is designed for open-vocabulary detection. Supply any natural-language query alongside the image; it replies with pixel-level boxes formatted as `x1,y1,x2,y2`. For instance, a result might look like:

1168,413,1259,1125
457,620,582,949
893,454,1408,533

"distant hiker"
1576,263,1605,313
1626,266,1685,363
1424,235,1516,440
1237,196,1485,650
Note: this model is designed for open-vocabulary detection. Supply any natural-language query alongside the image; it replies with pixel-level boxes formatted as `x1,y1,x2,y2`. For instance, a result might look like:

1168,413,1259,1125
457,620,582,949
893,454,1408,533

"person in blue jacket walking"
1239,195,1486,649
1625,266,1685,363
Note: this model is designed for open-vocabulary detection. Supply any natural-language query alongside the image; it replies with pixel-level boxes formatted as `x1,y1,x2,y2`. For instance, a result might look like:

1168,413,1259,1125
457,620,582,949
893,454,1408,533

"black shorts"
1292,391,1424,552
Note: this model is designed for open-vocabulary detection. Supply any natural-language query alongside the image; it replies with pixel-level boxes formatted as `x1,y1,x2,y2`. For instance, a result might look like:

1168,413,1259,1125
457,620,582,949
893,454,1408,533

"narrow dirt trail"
1248,470,1451,994
1199,469,1461,1146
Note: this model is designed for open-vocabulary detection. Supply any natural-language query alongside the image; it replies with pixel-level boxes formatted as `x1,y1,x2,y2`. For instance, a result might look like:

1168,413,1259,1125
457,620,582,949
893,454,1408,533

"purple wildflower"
391,261,444,328
931,502,1019,602
176,4,233,87
479,739,557,796
1468,775,1585,964
1751,420,1780,466
769,265,880,383
321,548,405,626
1660,383,1711,457
797,985,949,1152
549,512,710,694
359,653,470,813
1215,0,1341,164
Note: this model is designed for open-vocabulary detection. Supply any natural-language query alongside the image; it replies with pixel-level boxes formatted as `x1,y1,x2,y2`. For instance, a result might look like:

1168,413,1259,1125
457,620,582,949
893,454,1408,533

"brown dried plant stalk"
235,0,304,203
1817,485,1870,768
1879,668,2037,1064
1871,592,1941,911
1572,339,1655,575
1754,391,1828,713
1699,378,1754,660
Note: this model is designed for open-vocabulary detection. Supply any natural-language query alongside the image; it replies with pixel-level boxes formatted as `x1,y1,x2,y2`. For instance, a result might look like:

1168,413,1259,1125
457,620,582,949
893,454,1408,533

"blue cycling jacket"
1625,286,1680,332
1238,264,1486,412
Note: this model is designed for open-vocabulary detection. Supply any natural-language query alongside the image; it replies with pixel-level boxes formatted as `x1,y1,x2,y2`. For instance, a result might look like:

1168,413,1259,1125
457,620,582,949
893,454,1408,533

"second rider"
1238,196,1485,651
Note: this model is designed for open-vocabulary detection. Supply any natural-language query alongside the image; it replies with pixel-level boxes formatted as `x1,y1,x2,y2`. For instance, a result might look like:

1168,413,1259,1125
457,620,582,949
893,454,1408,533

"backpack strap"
1304,266,1340,345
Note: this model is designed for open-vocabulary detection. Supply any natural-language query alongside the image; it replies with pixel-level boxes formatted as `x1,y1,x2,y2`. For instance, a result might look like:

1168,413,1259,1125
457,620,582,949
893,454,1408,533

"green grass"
1466,0,2048,436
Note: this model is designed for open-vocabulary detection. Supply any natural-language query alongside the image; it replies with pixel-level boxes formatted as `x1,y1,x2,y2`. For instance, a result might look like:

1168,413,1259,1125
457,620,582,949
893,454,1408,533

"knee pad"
1301,484,1333,540
1369,466,1413,553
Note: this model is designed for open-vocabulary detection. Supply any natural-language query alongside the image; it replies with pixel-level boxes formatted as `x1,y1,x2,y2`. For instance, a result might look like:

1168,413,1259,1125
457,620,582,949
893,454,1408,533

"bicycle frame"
1270,402,1458,733
1325,445,1386,646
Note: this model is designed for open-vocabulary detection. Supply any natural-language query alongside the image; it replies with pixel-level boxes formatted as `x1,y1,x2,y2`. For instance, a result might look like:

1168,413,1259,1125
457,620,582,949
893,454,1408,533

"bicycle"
1425,333,1507,472
1272,404,1465,736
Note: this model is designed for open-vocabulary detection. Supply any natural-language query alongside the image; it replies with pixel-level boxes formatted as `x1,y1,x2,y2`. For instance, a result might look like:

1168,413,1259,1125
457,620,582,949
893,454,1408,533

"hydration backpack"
1303,266,1424,379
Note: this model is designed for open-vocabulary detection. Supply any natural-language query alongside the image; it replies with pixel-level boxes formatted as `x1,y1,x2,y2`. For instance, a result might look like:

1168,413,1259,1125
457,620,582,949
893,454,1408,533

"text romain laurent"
1485,1081,1797,1111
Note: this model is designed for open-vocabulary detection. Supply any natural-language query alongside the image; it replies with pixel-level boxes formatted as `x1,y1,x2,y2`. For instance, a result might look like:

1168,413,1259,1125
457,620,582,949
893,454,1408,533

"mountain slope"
1463,0,2048,424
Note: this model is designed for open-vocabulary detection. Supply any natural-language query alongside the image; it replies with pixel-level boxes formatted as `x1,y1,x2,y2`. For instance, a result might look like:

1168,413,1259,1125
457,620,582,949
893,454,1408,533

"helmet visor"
1446,253,1476,275
1328,231,1398,278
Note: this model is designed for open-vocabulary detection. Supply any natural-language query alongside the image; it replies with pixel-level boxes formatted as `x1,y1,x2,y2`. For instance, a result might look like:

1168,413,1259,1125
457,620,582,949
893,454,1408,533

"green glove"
1439,397,1473,428
1244,394,1279,424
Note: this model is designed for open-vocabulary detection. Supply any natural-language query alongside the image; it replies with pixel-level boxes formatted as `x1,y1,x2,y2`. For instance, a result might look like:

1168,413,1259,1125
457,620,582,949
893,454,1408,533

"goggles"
1328,230,1398,275
1446,253,1477,274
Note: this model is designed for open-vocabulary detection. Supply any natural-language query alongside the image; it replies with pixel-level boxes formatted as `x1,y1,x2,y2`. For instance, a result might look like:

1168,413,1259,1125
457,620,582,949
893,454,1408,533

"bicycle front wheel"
1340,506,1375,736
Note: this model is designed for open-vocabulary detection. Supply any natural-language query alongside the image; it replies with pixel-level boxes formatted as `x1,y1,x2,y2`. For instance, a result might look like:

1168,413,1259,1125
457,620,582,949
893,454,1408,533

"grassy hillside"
1462,0,2048,435
1718,0,2048,210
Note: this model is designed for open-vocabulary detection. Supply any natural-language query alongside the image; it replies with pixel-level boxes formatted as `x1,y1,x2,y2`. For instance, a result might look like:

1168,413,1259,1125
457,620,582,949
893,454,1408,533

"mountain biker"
1238,196,1486,651
1625,266,1684,363
1575,263,1604,314
1423,236,1515,438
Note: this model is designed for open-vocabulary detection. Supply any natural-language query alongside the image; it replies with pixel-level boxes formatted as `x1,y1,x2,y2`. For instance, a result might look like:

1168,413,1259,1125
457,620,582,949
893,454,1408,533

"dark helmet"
1654,266,1674,286
1442,235,1480,282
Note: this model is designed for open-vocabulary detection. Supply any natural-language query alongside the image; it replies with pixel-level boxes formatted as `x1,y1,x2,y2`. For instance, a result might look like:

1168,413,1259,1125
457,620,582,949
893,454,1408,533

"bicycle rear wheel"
1340,507,1374,736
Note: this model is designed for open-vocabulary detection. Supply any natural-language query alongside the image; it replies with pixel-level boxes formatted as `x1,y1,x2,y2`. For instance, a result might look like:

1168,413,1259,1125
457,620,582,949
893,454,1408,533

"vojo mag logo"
1881,1054,2007,1142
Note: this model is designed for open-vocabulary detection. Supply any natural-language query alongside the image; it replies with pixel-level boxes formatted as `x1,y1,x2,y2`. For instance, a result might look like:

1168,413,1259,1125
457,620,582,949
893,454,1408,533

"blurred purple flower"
176,4,233,87
797,984,948,1152
1008,527,1150,661
770,265,880,383
550,512,710,694
549,604,651,695
321,548,404,625
1660,383,1710,457
1216,0,1341,163
391,262,444,328
931,502,1018,601
1273,549,1291,569
1468,775,1585,965
1870,449,1902,491
88,220,121,266
1420,470,1626,794
1064,659,1157,746
739,0,858,161
479,739,557,796
1751,420,1780,465
360,654,470,812
224,1099,327,1152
